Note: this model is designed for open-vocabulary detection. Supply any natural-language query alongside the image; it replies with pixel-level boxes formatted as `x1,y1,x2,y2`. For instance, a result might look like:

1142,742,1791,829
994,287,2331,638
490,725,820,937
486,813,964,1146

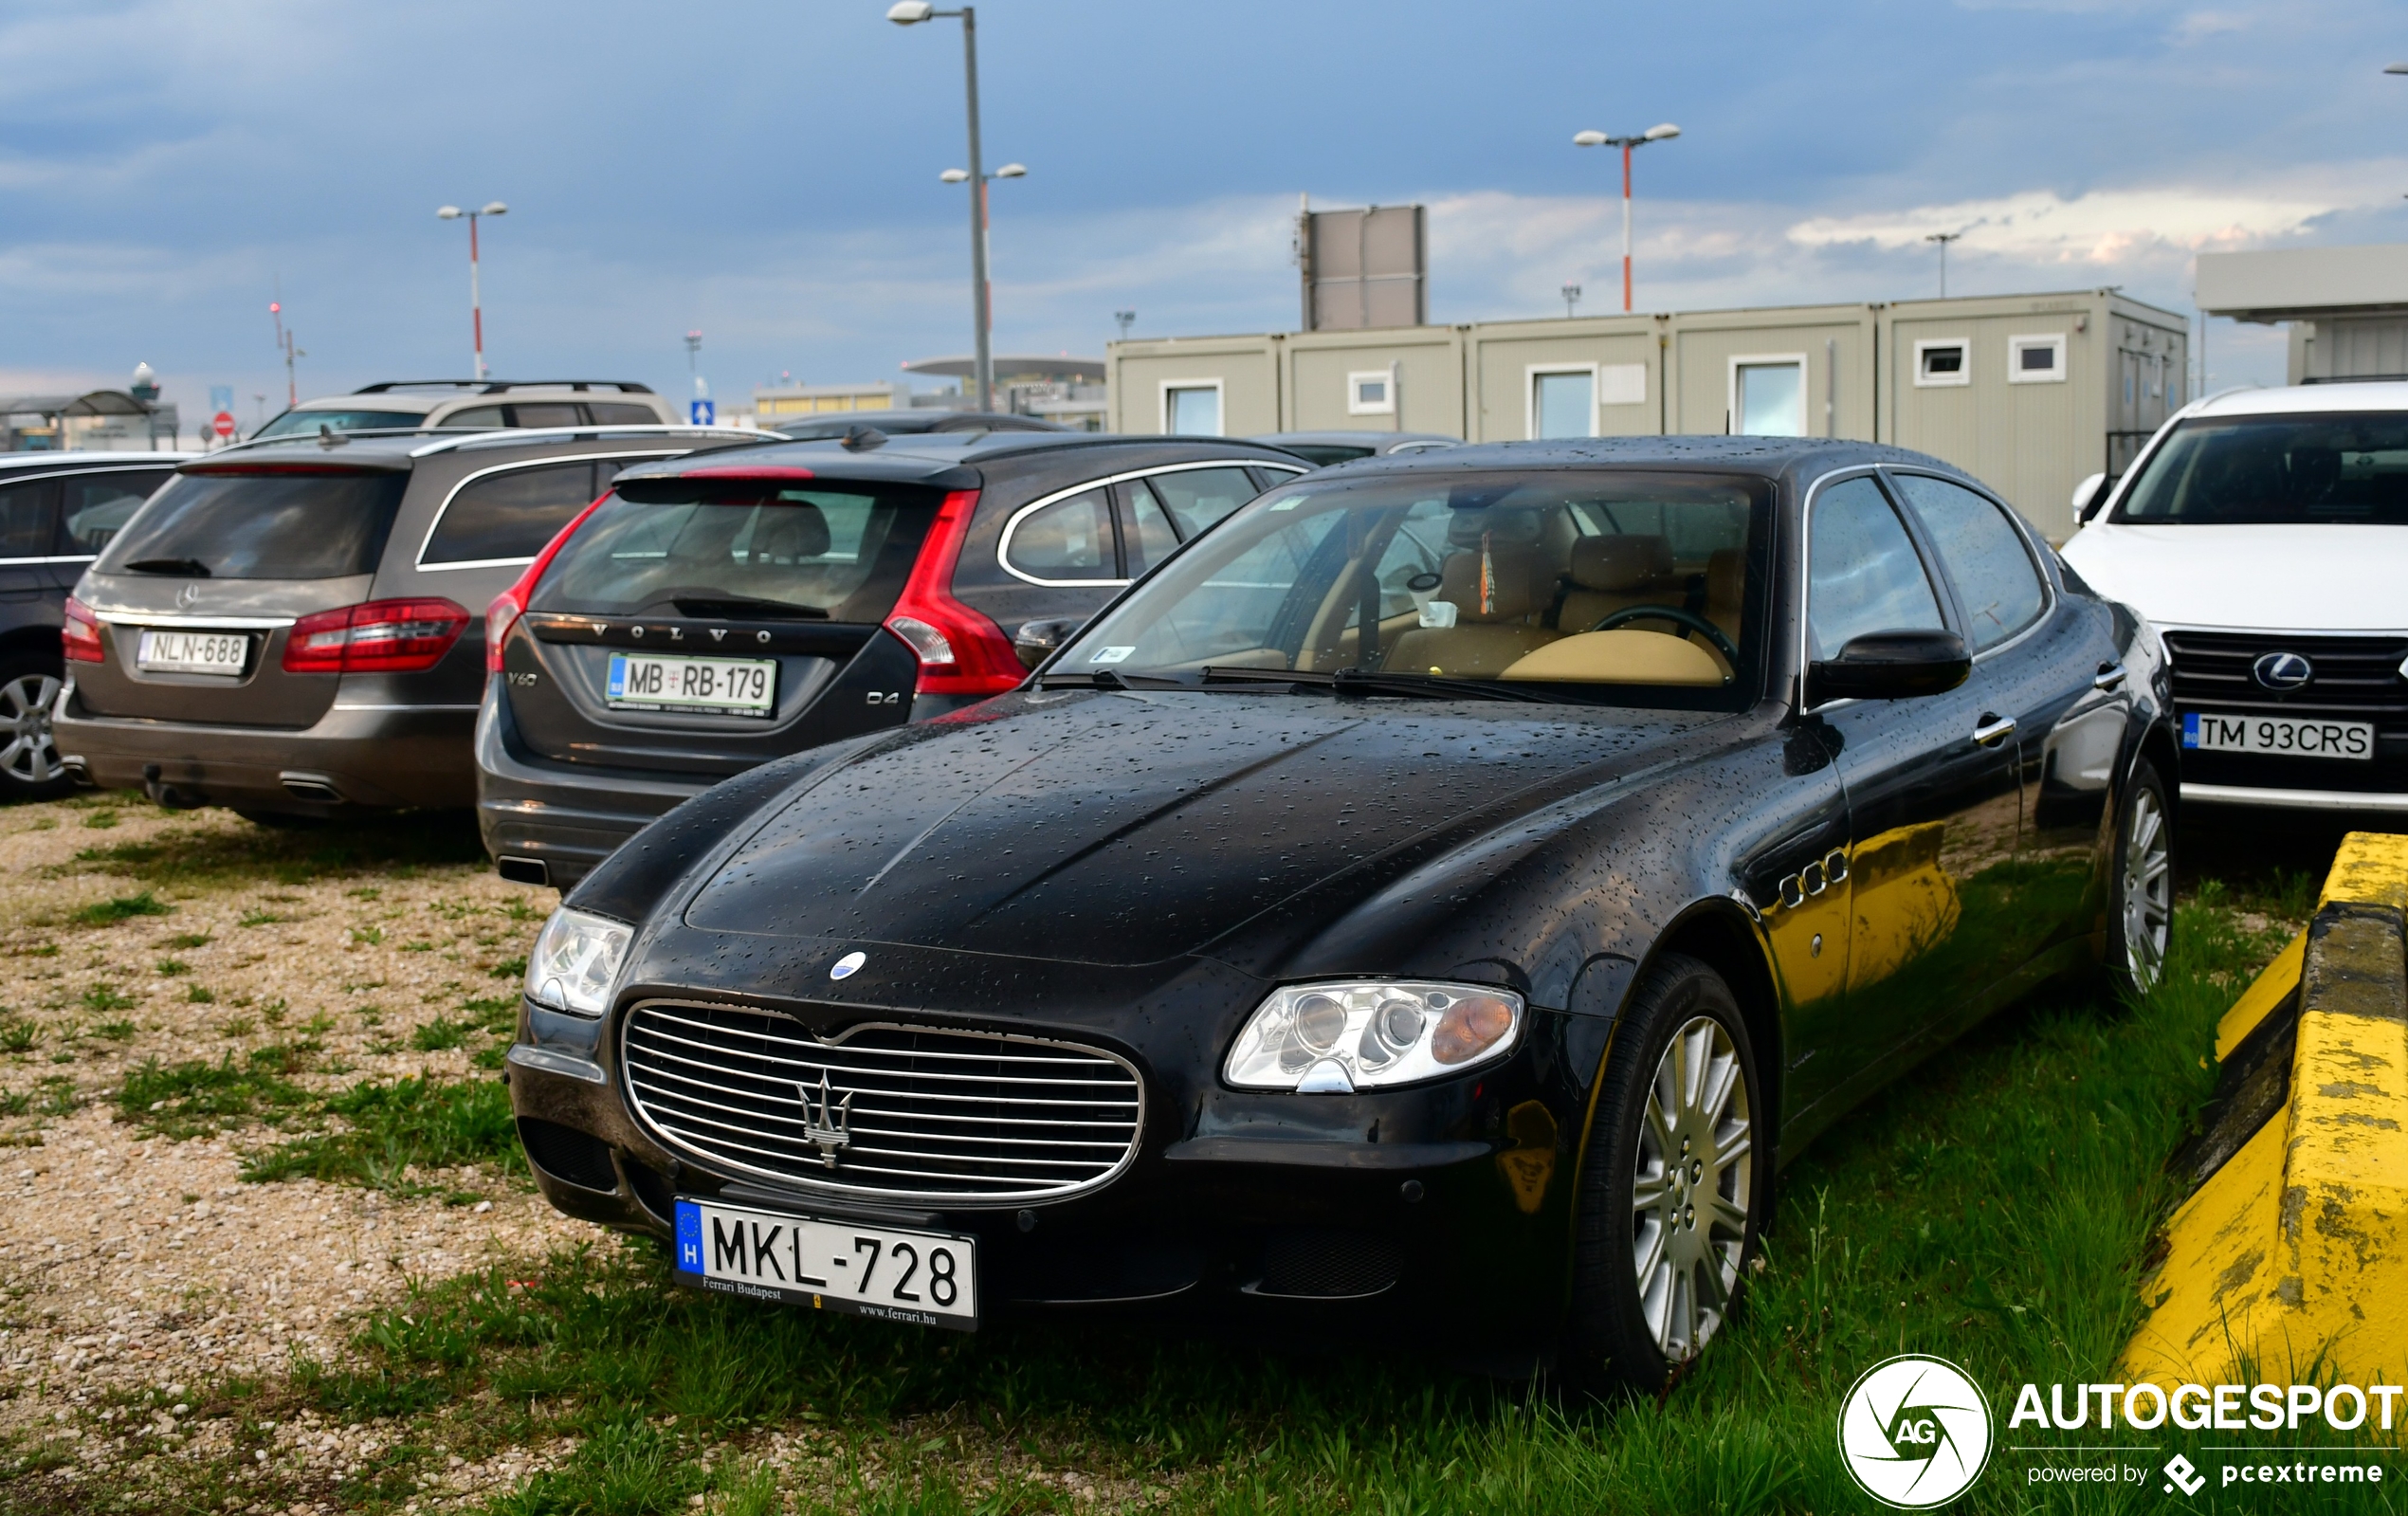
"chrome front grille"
619,1003,1144,1204
2164,630,2408,721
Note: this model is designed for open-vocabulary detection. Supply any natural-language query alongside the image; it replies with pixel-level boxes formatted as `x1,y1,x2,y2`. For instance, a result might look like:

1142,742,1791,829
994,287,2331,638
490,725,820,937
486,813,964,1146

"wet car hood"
681,689,1721,966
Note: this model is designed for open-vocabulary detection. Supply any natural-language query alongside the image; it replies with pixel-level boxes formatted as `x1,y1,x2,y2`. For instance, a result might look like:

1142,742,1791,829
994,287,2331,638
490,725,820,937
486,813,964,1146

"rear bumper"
474,694,705,888
52,680,477,810
2181,782,2408,814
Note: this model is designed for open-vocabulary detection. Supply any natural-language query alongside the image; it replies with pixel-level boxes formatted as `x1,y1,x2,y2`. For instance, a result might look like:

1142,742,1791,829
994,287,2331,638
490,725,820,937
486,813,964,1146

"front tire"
1564,952,1768,1391
0,651,73,802
2107,756,2173,995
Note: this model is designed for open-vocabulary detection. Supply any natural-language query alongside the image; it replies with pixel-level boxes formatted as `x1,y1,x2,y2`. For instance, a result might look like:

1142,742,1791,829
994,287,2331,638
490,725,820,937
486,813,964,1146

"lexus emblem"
794,1070,854,1169
175,582,200,608
2252,651,2313,691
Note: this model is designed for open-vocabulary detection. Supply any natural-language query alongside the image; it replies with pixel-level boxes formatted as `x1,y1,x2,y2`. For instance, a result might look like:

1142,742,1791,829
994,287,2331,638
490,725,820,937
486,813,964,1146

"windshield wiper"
667,595,829,620
122,557,210,576
1197,665,1544,702
1034,668,1189,690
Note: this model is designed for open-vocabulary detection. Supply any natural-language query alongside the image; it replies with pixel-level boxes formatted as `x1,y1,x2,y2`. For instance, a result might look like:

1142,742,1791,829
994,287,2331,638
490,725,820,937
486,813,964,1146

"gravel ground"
0,795,605,1506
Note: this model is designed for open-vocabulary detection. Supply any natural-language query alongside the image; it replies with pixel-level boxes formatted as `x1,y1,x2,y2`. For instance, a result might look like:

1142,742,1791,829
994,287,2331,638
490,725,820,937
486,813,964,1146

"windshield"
97,471,409,579
2113,413,2408,525
253,409,425,439
1057,469,1771,707
528,478,939,622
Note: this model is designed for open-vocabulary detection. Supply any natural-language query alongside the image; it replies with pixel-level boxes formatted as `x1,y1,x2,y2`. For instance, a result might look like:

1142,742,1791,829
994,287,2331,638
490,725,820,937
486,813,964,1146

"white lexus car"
2061,382,2408,815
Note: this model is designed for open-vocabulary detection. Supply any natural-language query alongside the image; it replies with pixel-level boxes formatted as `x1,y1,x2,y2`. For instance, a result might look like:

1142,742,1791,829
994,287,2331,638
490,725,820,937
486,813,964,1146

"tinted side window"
0,478,55,558
1808,476,1945,660
585,402,658,425
59,470,172,556
1120,480,1181,575
1003,487,1119,581
1145,466,1259,538
1888,474,2046,651
443,406,507,429
424,462,602,565
513,403,582,429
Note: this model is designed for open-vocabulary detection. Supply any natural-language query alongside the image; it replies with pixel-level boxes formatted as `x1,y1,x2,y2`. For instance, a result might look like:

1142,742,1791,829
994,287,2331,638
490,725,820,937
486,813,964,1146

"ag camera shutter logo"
1838,1354,1994,1507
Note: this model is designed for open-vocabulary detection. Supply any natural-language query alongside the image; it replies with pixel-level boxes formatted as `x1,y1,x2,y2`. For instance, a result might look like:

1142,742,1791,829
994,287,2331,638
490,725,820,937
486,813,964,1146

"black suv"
0,450,190,800
475,432,1310,886
52,425,755,820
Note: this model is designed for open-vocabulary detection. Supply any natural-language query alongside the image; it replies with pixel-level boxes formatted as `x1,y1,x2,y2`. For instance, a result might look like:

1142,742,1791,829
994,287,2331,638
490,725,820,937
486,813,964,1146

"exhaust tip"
278,772,341,803
496,855,551,886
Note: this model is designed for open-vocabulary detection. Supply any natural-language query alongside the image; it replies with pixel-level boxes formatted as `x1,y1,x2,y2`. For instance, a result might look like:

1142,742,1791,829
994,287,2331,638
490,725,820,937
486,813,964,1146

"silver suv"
54,424,752,821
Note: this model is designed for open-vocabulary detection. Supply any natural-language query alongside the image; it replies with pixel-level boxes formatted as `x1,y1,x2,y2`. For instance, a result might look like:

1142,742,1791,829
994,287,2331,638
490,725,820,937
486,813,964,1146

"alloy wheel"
2122,786,2171,990
0,673,63,787
1630,1014,1753,1362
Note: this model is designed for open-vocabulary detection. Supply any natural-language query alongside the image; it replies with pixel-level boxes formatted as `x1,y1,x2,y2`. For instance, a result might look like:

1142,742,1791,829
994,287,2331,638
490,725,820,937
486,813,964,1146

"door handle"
2092,663,2128,691
1972,713,2017,747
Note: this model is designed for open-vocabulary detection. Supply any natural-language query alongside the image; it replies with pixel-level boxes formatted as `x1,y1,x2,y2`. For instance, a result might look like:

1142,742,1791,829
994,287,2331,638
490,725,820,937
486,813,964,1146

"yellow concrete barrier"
2125,831,2408,1387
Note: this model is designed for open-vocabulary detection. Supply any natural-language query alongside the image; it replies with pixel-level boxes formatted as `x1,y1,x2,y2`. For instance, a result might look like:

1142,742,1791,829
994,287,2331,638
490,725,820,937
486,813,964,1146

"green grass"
71,808,486,890
69,890,170,926
117,1048,310,1141
410,1016,475,1051
0,1017,36,1054
242,1075,520,1190
146,896,2379,1516
77,984,135,1013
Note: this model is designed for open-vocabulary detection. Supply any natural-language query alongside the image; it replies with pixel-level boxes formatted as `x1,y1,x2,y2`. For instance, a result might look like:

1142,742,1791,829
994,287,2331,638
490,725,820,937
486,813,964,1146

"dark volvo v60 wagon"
503,437,2176,1386
474,432,1308,887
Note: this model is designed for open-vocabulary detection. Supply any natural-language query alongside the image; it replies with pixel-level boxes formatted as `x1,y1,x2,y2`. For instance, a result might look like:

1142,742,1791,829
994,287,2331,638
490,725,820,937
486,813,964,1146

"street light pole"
890,2,999,411
437,201,509,380
1925,228,1965,298
1573,123,1681,313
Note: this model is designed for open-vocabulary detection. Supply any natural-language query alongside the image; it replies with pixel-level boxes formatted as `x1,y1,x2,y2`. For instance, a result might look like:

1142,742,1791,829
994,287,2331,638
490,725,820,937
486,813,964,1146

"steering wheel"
1588,605,1741,667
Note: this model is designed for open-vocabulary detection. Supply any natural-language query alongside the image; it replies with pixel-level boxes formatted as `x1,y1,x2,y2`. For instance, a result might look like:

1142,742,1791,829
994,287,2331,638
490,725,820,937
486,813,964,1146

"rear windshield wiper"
122,557,211,576
667,595,829,620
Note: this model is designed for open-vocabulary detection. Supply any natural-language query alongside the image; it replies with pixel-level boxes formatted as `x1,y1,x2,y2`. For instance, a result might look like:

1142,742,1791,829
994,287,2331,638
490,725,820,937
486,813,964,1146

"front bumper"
504,997,1589,1358
53,681,477,811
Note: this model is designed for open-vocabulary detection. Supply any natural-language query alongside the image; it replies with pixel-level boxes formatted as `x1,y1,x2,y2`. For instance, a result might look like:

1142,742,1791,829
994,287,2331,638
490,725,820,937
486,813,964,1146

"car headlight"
1224,980,1523,1092
524,907,632,1018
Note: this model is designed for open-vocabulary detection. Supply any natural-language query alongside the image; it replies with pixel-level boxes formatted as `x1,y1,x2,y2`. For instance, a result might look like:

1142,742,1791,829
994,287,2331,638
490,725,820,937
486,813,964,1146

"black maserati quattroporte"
505,437,2177,1387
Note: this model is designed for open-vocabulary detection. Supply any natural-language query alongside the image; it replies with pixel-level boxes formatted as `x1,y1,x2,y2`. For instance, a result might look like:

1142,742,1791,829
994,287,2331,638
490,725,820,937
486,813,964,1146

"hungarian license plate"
135,629,248,676
2182,710,2375,760
606,652,775,716
673,1197,977,1330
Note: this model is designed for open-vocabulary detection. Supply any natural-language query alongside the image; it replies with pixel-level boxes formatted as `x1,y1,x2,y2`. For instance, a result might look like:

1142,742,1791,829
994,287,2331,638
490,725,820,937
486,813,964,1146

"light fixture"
995,162,1027,178
939,168,970,183
887,1,934,21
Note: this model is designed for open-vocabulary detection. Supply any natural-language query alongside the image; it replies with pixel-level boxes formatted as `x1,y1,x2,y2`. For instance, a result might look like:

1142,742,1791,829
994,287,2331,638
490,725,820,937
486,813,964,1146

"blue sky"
2,0,2402,426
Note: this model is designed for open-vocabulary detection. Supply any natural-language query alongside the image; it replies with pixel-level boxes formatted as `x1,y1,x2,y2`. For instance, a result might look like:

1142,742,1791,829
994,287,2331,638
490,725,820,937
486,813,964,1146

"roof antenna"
317,423,348,449
841,425,888,452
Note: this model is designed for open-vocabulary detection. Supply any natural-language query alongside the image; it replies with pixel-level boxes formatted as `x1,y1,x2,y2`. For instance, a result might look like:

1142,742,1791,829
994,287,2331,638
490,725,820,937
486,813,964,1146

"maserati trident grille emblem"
2252,650,2313,691
794,1070,854,1169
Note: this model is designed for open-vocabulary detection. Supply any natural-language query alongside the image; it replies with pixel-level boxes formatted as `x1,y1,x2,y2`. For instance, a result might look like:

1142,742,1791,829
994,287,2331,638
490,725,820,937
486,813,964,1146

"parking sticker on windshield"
1090,647,1135,664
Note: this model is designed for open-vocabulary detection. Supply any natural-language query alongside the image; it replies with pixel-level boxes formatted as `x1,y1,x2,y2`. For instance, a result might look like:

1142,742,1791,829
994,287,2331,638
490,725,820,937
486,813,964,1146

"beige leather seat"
1556,535,1678,633
1383,542,1560,676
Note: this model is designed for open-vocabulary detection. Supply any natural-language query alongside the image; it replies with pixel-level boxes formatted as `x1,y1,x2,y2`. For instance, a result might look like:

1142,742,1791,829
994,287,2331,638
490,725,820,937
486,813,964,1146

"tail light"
885,488,1023,698
62,597,103,664
283,598,471,674
487,494,610,673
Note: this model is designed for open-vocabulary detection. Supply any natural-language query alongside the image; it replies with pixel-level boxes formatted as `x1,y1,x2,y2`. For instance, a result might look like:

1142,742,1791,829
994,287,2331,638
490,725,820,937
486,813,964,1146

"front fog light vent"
1225,980,1523,1091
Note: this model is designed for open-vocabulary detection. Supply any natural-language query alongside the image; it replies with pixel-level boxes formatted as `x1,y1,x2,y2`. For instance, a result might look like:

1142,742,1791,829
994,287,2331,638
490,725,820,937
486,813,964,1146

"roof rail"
405,424,764,457
351,379,658,395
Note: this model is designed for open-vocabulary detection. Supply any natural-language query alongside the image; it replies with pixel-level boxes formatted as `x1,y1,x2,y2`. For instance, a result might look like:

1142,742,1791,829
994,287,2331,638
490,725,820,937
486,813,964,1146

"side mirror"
1013,616,1085,670
1807,630,1971,704
2071,471,2108,523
